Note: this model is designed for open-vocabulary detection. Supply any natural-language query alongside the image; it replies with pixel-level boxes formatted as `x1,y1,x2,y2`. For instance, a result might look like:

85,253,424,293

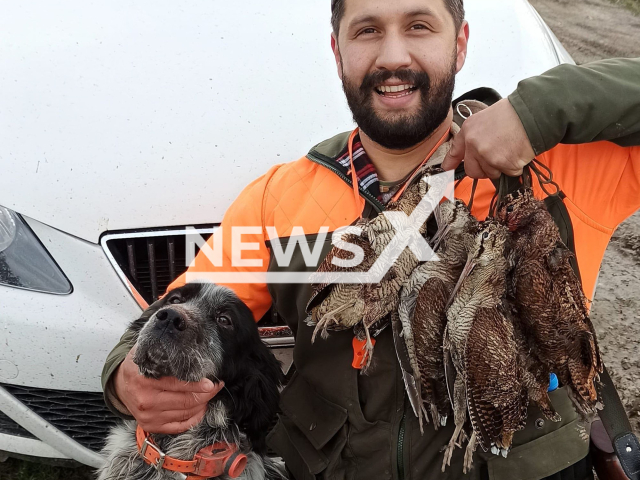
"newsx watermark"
185,170,455,285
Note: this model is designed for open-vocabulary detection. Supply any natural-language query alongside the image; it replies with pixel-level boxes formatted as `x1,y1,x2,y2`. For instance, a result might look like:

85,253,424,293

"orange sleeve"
168,164,283,321
539,143,640,229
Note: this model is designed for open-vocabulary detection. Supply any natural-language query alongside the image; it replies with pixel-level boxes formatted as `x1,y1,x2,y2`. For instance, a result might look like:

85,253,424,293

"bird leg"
360,325,376,373
442,377,467,472
311,303,351,343
442,423,465,472
463,432,478,474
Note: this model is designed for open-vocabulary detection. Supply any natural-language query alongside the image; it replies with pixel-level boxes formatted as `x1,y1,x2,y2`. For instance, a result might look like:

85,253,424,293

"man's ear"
455,21,470,74
331,33,343,81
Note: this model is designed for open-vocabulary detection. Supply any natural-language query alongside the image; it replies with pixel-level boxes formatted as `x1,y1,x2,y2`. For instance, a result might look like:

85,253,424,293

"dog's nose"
155,309,187,332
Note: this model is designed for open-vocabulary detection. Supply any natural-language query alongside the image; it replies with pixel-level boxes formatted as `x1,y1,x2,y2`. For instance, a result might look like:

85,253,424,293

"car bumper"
0,215,142,463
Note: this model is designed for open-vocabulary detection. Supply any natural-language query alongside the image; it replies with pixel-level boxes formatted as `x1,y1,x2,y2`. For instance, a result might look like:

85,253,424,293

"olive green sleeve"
508,57,640,155
101,329,137,420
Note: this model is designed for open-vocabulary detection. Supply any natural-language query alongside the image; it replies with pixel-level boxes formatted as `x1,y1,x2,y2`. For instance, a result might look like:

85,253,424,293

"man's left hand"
441,98,536,179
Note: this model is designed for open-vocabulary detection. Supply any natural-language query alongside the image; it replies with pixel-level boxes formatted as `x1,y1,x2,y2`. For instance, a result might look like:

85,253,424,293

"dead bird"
309,168,444,370
496,188,603,421
442,220,528,473
306,217,375,342
397,200,478,431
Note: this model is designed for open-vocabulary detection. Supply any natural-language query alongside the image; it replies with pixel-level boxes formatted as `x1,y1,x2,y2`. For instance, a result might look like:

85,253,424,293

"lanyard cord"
347,127,452,218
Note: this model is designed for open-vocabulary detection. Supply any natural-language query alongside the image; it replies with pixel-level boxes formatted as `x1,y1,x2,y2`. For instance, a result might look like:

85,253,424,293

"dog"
97,283,284,480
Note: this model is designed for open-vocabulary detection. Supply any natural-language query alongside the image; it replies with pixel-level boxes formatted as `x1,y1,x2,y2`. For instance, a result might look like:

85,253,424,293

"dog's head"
130,283,283,453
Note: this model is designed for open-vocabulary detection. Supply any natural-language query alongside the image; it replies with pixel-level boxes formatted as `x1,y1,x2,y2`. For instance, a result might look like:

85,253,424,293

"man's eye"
359,27,377,35
410,24,428,30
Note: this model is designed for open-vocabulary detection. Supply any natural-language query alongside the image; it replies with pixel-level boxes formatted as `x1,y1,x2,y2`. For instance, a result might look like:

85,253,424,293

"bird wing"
413,276,453,418
465,306,527,452
306,226,375,314
392,310,424,426
548,244,603,374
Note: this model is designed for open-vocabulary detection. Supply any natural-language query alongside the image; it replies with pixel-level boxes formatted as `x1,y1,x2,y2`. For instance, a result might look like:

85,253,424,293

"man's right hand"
114,347,223,434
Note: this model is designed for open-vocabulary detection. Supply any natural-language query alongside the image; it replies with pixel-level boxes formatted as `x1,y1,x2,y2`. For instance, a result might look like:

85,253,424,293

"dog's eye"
506,205,514,214
169,297,182,304
217,315,232,327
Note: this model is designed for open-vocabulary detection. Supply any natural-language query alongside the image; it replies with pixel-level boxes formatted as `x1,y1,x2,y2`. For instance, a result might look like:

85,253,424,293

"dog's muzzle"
154,308,188,334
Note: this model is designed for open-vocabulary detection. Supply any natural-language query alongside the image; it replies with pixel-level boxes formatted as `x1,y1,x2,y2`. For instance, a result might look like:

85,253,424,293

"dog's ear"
232,345,283,455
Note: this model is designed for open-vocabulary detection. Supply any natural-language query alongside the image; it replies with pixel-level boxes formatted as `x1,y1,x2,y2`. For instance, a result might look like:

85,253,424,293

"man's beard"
341,57,457,150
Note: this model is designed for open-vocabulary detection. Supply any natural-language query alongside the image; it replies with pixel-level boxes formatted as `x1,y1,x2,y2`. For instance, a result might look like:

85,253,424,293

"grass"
0,458,94,480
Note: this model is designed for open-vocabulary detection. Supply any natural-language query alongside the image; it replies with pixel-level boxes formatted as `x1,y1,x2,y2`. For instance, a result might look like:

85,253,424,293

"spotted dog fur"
97,283,284,480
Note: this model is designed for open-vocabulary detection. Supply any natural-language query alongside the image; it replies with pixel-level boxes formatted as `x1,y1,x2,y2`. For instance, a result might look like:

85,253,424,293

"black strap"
599,367,640,480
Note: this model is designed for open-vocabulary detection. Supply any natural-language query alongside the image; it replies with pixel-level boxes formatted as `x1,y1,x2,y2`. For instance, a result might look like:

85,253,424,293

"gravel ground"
1,1,639,478
530,0,640,64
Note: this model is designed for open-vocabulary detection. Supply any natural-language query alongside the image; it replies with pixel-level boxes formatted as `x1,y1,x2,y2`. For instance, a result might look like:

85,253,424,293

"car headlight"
0,205,72,294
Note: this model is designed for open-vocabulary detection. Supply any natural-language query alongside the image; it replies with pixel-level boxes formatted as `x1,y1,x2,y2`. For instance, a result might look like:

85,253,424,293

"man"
102,0,640,478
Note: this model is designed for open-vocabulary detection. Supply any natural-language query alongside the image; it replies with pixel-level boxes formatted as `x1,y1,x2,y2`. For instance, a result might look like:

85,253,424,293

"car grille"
0,383,118,452
101,228,294,338
102,227,216,306
0,410,36,440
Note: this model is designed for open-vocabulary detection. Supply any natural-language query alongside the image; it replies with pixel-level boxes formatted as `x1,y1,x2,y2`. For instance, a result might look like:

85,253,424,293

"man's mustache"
360,69,431,92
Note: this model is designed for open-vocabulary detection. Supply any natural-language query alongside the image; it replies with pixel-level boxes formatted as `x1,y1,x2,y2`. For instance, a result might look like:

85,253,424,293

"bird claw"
441,425,464,472
463,433,477,474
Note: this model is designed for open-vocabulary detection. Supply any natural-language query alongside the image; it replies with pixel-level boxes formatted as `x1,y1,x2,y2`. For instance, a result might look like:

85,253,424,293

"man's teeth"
377,84,414,93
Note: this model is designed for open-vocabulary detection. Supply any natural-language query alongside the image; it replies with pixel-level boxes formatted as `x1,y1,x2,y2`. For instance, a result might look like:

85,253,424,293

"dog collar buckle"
140,436,166,471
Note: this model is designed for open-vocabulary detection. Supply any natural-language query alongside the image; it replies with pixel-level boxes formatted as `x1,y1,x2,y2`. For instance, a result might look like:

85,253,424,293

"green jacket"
102,58,640,480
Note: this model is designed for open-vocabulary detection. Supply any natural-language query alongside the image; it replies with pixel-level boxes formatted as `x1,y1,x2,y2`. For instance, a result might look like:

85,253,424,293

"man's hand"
442,98,536,179
114,347,223,434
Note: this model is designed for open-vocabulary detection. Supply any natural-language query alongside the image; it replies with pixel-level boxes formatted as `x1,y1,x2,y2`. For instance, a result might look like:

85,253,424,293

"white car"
0,0,573,467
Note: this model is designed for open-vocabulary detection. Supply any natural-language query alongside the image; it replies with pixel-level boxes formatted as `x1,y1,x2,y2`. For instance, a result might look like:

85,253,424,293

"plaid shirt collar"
333,133,382,201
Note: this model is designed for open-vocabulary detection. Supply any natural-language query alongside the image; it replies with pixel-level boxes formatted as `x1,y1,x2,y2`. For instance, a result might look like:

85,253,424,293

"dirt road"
529,0,640,435
531,0,640,64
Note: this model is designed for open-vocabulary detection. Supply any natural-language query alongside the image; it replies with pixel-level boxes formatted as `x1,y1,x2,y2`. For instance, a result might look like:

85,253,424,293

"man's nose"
155,308,188,333
375,32,412,72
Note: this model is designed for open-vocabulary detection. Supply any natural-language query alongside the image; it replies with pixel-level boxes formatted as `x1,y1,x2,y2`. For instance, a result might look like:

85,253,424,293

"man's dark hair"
331,0,465,34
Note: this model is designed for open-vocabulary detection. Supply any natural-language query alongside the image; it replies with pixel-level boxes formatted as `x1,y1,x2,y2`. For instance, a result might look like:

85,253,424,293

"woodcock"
307,167,443,370
496,188,603,420
306,216,375,342
396,200,478,431
443,219,528,473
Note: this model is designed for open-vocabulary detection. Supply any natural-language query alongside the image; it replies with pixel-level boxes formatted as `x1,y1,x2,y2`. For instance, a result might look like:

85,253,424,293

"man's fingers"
156,404,208,424
150,376,220,394
478,160,502,180
462,157,489,179
155,386,222,410
441,130,465,171
151,411,207,435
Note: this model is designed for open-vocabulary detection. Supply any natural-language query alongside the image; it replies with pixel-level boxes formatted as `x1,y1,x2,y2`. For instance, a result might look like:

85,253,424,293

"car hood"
0,0,568,243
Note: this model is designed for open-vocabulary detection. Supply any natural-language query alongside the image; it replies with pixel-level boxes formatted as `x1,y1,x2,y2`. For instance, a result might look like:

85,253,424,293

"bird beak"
446,255,476,309
431,224,451,252
431,202,450,251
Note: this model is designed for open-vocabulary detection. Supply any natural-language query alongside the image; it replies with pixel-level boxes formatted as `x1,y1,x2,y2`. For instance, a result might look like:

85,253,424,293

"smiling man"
102,0,640,479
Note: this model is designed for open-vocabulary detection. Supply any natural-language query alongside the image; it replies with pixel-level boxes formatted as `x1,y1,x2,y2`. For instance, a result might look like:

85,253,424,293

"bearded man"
102,0,640,478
